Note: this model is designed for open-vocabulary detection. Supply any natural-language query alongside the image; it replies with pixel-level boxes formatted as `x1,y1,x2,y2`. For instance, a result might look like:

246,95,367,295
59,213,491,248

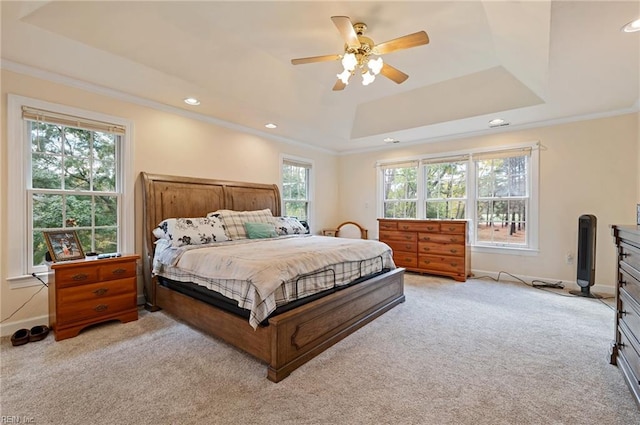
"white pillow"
274,216,307,236
153,216,230,247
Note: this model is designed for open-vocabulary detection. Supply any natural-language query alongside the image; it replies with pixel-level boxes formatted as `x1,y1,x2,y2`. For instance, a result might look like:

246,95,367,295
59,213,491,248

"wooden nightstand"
48,254,140,341
322,229,337,237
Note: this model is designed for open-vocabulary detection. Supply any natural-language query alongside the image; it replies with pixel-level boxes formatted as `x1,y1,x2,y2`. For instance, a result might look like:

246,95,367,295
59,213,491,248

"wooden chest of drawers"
378,219,470,282
611,225,640,406
48,255,139,341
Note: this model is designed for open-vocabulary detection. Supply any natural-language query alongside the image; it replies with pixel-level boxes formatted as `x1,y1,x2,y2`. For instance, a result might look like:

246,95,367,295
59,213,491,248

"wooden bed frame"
141,172,405,382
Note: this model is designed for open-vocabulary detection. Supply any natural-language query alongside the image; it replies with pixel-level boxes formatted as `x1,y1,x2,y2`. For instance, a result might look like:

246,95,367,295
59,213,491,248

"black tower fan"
570,214,601,298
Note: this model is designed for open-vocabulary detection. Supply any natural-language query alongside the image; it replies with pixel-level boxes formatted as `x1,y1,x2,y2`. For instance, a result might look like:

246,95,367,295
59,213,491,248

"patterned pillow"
208,209,275,240
274,216,307,236
152,217,230,247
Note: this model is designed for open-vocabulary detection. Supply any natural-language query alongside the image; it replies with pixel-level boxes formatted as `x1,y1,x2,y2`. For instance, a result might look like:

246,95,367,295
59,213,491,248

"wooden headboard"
140,172,281,309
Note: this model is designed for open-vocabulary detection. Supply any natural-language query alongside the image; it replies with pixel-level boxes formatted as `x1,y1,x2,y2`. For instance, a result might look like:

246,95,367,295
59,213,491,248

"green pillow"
244,222,278,239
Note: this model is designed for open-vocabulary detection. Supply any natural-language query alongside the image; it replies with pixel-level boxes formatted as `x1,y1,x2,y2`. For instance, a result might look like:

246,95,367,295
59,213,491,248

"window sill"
7,273,49,289
471,245,539,256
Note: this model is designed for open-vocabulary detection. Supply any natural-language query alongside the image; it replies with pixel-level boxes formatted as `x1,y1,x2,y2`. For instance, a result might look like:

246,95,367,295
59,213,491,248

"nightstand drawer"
57,293,136,325
98,261,136,281
57,278,136,305
56,266,99,288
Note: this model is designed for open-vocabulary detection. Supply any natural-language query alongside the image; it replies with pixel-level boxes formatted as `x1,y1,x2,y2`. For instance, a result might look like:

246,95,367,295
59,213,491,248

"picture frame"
43,230,85,262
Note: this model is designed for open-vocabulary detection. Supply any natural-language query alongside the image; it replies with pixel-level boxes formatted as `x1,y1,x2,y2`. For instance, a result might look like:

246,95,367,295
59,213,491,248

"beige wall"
337,113,639,290
2,68,638,335
0,70,339,335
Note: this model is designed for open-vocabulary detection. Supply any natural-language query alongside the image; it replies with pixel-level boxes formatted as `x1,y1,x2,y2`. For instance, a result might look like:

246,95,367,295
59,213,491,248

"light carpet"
1,273,638,424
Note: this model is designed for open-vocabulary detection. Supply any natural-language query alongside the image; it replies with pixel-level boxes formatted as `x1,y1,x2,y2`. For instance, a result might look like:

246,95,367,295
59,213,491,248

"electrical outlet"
566,252,574,264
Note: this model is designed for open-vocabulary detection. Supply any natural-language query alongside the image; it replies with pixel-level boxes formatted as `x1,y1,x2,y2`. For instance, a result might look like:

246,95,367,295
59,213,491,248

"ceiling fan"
291,16,429,91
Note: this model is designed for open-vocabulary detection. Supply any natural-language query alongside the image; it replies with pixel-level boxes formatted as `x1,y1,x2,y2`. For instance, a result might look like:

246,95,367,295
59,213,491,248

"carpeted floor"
1,273,638,424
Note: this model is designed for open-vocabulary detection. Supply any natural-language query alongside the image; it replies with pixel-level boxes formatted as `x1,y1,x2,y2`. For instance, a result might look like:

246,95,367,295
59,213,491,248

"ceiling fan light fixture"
368,57,384,75
362,71,376,86
622,18,640,32
342,53,357,71
337,69,352,84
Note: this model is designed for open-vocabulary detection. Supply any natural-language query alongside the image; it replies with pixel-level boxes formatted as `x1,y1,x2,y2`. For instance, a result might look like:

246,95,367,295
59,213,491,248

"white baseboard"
470,269,615,296
0,314,50,338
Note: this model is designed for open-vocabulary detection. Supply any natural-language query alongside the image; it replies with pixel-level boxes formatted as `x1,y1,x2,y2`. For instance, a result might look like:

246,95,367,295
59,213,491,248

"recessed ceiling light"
488,118,509,128
264,123,277,129
184,97,200,106
622,18,640,33
383,137,400,144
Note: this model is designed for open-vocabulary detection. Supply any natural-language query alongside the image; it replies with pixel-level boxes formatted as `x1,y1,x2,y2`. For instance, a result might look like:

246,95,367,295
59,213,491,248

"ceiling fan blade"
380,63,409,84
291,54,341,65
374,31,429,55
331,16,361,49
332,79,347,91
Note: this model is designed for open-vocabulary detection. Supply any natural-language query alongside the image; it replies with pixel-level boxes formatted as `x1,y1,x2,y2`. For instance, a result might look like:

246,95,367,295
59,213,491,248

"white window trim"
7,94,135,288
279,153,314,231
376,141,539,252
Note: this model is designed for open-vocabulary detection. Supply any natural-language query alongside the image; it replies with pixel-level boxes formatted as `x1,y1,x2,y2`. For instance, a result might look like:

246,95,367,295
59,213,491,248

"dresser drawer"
57,293,136,325
418,242,464,257
397,221,440,232
440,222,466,234
418,254,465,274
380,230,417,243
385,240,417,253
393,253,418,268
57,277,136,305
378,220,397,230
619,324,640,386
418,233,465,244
620,290,640,342
621,241,640,276
620,268,640,305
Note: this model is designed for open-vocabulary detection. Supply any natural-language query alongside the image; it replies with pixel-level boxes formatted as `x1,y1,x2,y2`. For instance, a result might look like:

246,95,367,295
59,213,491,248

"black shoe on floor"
29,325,49,342
11,328,30,346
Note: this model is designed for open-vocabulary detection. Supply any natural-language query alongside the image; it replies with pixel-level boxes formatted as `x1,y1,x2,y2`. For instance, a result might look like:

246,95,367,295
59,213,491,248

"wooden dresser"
48,254,139,341
378,219,470,282
610,225,640,406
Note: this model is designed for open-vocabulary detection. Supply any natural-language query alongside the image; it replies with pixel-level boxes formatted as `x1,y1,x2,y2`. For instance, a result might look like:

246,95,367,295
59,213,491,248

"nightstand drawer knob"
72,273,89,281
112,268,126,275
94,304,108,312
93,288,109,296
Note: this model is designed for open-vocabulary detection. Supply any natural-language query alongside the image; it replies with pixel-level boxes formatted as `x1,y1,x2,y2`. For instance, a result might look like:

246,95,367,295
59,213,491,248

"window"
377,144,538,250
281,157,312,221
8,95,134,286
381,162,418,218
424,156,468,220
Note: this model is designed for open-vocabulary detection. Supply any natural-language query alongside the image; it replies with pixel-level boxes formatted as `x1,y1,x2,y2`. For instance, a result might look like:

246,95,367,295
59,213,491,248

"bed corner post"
141,172,160,311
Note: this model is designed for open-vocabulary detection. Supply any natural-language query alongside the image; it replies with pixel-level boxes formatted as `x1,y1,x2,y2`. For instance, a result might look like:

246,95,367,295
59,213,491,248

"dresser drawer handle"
404,235,412,240
112,268,127,275
448,227,457,231
621,253,630,258
422,247,430,251
450,249,458,254
449,262,458,267
401,225,409,230
423,260,431,264
93,288,109,296
620,280,627,287
94,304,108,312
72,273,89,281
427,226,436,231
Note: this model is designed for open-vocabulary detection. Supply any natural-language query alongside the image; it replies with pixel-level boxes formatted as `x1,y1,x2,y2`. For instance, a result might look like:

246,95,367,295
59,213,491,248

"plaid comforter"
153,235,395,328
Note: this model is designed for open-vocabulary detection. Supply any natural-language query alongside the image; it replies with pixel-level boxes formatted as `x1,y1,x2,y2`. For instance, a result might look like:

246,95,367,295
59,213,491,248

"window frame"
280,154,313,224
7,94,135,288
377,142,539,253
